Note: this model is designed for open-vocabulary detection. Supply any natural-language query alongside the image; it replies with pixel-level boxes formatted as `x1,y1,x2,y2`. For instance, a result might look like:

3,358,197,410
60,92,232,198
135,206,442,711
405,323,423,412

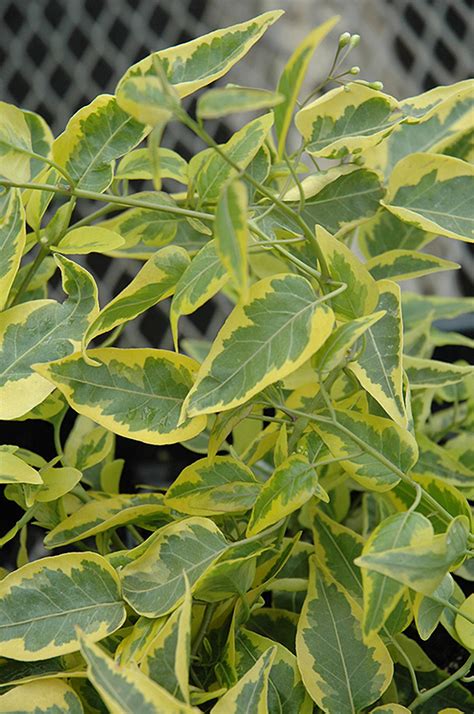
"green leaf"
402,292,474,331
84,245,190,349
115,616,165,665
215,179,249,299
312,408,418,491
0,451,42,485
358,207,435,258
183,274,334,417
296,558,393,714
384,153,474,243
33,465,82,503
365,79,474,176
116,74,179,126
194,540,266,602
348,280,407,426
52,95,147,193
211,647,276,714
170,240,228,350
283,167,384,236
369,706,410,714
355,515,470,596
116,11,283,99
411,433,474,490
404,355,473,389
313,311,385,376
34,348,207,446
197,85,283,119
52,226,125,255
0,255,98,420
366,249,459,281
274,17,339,158
165,455,259,516
116,147,188,183
296,83,402,158
64,416,114,472
79,635,198,714
315,226,379,319
0,101,53,182
247,454,328,536
121,517,229,617
190,113,273,203
361,512,431,638
44,493,169,548
0,189,25,311
235,629,312,714
0,553,125,660
413,574,454,640
455,594,474,650
0,679,84,714
141,582,191,702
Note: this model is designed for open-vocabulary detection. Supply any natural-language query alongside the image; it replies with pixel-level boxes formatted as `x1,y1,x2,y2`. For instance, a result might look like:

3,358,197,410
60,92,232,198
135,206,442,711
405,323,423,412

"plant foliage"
0,10,473,713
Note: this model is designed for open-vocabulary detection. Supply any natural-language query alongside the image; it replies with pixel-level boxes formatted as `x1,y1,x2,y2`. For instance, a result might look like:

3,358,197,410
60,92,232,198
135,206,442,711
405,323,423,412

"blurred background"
0,1,472,517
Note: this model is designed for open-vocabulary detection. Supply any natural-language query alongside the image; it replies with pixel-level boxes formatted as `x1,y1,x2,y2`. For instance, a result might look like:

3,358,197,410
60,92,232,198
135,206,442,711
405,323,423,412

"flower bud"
338,32,351,48
369,81,384,91
349,66,360,75
350,34,360,48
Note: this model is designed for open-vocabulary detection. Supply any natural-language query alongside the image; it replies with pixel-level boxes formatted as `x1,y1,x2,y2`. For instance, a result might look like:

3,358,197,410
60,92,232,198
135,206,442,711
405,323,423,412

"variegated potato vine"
0,10,473,713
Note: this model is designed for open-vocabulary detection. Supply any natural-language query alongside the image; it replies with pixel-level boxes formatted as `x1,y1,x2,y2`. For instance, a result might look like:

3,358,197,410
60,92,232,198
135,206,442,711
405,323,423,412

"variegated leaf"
0,680,84,714
366,249,459,281
116,147,188,183
34,348,206,446
0,553,125,660
0,189,25,310
211,647,275,714
183,274,334,417
214,179,249,299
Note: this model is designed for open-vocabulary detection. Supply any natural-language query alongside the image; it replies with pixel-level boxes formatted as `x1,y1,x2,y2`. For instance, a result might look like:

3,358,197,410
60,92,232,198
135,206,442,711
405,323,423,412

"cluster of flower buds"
338,32,360,49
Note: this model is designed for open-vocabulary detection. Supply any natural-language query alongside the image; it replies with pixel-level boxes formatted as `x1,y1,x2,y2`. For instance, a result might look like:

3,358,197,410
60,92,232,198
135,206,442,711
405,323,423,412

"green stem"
409,654,473,710
68,203,118,230
192,602,218,657
0,506,37,547
390,636,420,696
177,110,331,280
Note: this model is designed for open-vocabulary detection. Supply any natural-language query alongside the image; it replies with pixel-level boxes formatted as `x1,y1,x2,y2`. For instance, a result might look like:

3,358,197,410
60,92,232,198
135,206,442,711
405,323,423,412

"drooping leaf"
455,594,474,650
274,16,339,157
0,102,53,182
116,11,283,99
32,465,82,503
355,516,469,596
0,255,98,420
170,240,228,349
214,178,249,299
211,647,276,714
190,113,274,203
165,455,259,516
404,355,473,389
384,153,474,243
0,189,25,311
183,274,334,417
312,311,385,376
141,582,191,702
312,408,418,491
360,512,431,638
0,679,84,714
52,95,147,193
413,574,454,640
121,517,229,617
84,245,190,349
296,83,402,158
247,454,328,536
314,226,379,320
296,558,393,714
0,553,125,660
115,147,188,183
0,451,42,485
235,629,312,714
34,348,206,446
80,635,198,714
197,85,283,119
366,249,459,281
348,280,406,426
52,226,125,255
44,493,169,548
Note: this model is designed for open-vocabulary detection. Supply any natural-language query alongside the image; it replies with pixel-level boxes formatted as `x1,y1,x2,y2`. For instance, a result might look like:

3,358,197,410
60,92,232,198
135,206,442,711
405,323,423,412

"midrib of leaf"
0,600,120,629
73,114,137,186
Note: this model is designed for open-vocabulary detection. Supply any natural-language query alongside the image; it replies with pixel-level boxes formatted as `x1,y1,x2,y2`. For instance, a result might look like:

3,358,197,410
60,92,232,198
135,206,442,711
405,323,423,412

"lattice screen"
1,0,472,350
